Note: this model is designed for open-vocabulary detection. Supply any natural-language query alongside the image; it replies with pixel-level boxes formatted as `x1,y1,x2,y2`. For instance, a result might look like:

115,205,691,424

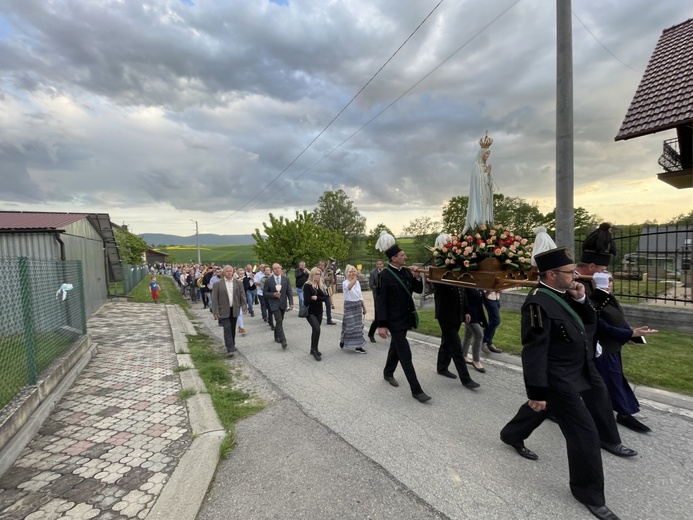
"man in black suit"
367,259,384,342
264,263,294,349
376,243,429,403
500,247,631,520
434,284,480,389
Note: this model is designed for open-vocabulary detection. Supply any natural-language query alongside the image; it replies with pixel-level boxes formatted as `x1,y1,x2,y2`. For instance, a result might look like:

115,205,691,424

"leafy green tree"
313,189,366,253
542,207,599,237
366,223,395,257
402,216,441,262
665,210,693,226
252,211,349,268
441,195,469,235
493,194,545,236
115,227,149,265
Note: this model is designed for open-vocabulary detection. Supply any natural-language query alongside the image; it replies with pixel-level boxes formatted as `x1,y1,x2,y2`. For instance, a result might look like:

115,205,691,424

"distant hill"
142,233,256,246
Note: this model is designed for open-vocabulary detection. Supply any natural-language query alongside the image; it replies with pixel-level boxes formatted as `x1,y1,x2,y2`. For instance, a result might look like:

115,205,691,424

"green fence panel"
0,256,86,410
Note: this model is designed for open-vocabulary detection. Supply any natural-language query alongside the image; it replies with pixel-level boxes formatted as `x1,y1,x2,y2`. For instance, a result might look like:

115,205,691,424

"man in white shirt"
211,265,247,357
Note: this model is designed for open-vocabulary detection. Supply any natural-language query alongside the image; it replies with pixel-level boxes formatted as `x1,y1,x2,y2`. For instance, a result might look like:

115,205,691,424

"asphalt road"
192,305,693,520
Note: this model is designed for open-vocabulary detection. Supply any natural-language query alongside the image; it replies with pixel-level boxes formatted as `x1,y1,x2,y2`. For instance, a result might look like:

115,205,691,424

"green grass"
158,244,257,264
128,275,190,307
0,332,75,409
177,388,197,400
186,332,265,457
416,308,693,396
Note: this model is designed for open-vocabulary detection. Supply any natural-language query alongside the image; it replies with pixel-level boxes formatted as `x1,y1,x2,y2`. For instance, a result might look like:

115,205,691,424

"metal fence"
0,256,87,410
109,264,149,297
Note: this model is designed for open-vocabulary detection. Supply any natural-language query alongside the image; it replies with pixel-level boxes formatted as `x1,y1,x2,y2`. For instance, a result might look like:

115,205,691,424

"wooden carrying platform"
424,259,538,291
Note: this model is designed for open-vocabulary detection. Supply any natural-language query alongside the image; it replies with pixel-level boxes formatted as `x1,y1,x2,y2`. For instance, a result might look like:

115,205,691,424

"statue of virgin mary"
462,132,495,233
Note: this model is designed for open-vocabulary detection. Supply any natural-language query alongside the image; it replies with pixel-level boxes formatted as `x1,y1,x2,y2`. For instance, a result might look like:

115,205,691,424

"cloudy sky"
1,0,691,237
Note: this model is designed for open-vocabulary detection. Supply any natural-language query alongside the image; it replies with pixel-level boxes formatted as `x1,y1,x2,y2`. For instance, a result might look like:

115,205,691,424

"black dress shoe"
281,342,287,349
600,442,637,457
617,414,652,433
326,321,337,325
270,326,275,331
311,350,321,361
384,376,399,387
500,436,538,460
462,379,480,389
368,335,377,343
437,369,457,379
339,341,344,348
585,504,621,520
412,392,431,403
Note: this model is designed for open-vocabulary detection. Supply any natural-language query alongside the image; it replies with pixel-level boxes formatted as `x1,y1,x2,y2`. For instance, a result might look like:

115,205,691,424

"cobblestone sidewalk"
0,303,191,520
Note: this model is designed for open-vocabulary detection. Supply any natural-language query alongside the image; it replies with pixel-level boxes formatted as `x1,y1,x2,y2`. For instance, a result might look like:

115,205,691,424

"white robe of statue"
463,147,494,233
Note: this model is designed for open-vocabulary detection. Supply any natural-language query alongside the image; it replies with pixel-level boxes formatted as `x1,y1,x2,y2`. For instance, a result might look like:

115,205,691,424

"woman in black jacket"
302,267,328,361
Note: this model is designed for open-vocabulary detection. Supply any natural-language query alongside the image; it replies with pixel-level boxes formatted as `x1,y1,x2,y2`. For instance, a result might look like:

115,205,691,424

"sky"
0,0,691,237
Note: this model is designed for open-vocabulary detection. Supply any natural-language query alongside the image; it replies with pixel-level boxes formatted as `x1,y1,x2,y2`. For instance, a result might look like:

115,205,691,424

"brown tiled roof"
0,211,89,230
615,18,693,141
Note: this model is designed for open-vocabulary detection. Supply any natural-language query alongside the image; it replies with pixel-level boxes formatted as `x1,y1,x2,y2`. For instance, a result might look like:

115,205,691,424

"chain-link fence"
0,256,86,410
109,264,149,297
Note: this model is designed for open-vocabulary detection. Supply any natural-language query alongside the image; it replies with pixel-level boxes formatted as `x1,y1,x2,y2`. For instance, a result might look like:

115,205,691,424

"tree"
115,227,149,265
665,210,693,226
402,216,441,262
252,211,349,268
366,223,395,257
493,194,545,236
542,207,599,237
313,189,367,253
441,195,469,235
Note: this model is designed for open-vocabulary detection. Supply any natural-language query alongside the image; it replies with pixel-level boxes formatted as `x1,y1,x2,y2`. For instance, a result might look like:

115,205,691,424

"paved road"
193,302,693,520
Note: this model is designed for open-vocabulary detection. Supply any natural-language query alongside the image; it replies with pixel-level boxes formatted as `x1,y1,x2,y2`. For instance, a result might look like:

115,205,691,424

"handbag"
298,304,309,318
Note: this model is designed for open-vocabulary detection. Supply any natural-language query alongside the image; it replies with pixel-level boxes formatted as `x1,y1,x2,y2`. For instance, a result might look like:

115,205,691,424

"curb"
147,305,226,520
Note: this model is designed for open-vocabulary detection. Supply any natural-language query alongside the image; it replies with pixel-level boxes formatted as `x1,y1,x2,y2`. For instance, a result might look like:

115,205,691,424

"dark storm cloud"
0,0,690,232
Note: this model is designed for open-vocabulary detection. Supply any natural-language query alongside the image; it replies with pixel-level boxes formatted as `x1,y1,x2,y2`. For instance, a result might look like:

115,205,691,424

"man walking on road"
212,265,247,357
264,263,294,349
500,247,631,520
376,241,429,403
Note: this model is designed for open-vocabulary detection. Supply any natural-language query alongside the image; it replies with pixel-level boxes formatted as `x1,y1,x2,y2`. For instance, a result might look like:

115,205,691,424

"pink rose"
521,238,528,245
489,229,496,236
463,260,470,267
441,247,448,253
475,233,481,239
445,258,451,265
505,259,512,264
494,248,502,256
501,246,507,253
480,224,487,230
450,259,456,264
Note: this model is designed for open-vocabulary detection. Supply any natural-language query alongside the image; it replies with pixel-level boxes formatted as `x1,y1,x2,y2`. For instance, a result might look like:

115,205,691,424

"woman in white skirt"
340,265,367,353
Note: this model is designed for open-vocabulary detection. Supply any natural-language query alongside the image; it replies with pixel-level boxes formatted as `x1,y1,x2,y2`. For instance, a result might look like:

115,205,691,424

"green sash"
386,266,419,329
537,287,584,330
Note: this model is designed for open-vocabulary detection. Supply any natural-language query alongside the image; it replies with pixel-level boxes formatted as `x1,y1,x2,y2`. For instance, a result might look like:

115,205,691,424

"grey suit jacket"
264,274,294,311
211,278,247,319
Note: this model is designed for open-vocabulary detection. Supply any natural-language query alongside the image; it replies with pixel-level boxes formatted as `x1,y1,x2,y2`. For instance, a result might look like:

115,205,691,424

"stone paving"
0,303,191,520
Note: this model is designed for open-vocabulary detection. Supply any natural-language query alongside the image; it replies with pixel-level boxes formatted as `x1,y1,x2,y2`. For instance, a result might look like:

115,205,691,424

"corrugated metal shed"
0,211,119,316
615,19,693,140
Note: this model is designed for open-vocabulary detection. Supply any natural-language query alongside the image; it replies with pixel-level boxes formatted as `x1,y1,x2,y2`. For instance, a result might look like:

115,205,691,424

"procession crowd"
149,223,653,520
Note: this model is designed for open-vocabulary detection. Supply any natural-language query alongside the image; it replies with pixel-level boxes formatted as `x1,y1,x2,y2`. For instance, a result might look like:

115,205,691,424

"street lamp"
189,219,201,265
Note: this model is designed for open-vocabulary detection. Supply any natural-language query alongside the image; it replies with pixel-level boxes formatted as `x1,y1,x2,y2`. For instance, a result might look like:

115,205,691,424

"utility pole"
556,0,574,253
190,219,201,264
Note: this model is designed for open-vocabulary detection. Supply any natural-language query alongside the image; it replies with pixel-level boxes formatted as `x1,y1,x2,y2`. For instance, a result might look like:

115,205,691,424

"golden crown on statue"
479,131,493,149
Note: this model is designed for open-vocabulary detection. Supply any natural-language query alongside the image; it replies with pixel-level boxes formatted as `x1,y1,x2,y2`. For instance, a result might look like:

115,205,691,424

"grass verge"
129,275,266,458
416,308,693,396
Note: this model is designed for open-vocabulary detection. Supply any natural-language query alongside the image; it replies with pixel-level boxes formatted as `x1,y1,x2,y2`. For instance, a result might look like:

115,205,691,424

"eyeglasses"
552,269,579,276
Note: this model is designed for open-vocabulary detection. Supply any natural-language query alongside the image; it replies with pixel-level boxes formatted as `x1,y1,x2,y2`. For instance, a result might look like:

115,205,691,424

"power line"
208,0,446,226
572,10,642,74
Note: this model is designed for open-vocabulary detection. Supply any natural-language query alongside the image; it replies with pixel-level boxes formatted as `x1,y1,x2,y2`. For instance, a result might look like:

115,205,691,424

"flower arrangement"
428,224,534,272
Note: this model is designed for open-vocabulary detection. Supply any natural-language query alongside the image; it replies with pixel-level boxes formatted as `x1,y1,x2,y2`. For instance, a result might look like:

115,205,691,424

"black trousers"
264,295,273,326
436,320,473,383
272,308,286,344
306,312,323,352
368,294,378,338
383,329,423,395
219,314,238,353
501,372,621,507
